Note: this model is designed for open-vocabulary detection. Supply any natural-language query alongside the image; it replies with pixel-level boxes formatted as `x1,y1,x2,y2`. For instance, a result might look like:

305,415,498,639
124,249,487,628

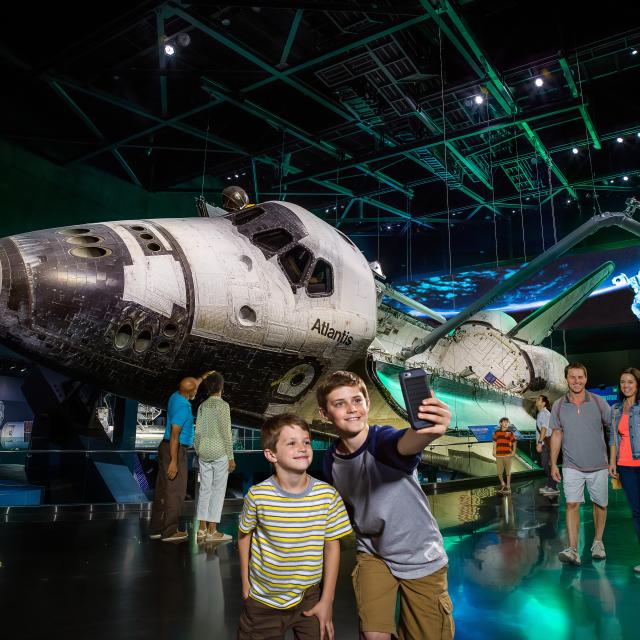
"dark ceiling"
2,0,640,279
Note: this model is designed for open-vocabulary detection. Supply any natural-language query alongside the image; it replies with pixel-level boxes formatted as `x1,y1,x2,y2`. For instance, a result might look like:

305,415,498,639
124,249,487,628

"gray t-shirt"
324,425,448,579
549,392,611,472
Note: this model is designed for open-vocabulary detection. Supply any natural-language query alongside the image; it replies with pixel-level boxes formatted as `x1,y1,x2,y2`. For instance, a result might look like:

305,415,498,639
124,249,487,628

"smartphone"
399,368,433,430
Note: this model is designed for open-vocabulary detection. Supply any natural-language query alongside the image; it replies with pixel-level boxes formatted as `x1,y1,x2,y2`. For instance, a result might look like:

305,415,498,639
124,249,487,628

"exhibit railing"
0,430,542,507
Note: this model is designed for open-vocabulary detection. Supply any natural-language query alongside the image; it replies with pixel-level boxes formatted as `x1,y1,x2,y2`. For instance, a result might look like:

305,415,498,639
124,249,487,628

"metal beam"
201,78,413,197
282,100,581,187
156,8,168,117
48,80,142,187
242,14,432,93
278,9,303,68
66,101,221,165
559,56,601,150
420,0,576,197
173,6,488,204
55,78,248,156
335,199,355,228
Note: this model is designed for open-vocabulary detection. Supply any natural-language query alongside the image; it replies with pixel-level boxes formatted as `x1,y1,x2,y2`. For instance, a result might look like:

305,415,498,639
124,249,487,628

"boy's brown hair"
315,370,369,411
261,413,311,451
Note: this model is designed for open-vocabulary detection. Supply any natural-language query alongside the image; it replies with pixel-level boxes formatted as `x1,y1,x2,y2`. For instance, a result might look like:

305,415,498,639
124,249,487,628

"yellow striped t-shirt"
238,475,352,609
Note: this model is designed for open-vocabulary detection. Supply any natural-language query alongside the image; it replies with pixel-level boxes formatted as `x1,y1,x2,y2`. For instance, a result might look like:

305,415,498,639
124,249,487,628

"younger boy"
319,370,454,640
237,413,352,640
493,417,517,494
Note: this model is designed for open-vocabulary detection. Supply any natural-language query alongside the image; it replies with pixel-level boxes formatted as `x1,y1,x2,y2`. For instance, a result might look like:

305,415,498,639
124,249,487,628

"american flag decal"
483,371,506,389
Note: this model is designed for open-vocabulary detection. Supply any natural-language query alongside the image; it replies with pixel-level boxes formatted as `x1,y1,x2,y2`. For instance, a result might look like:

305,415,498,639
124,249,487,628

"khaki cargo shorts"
351,552,454,640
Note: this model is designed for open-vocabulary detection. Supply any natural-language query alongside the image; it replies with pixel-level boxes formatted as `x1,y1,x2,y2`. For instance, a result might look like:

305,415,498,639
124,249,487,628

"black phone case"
399,368,433,430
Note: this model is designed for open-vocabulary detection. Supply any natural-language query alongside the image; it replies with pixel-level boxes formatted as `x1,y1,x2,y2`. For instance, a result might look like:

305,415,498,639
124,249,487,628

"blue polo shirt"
163,391,195,446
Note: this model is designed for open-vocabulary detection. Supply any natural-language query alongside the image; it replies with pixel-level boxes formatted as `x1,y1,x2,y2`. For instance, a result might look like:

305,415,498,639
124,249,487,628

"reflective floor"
2,478,639,639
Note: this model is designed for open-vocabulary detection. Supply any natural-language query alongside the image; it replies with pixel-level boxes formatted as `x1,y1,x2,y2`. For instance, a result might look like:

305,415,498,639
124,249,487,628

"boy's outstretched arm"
397,396,452,455
303,538,339,640
238,531,252,600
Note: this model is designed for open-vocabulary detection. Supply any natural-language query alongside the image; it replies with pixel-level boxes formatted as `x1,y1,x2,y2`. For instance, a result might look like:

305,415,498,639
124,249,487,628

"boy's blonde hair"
316,370,369,411
261,413,311,451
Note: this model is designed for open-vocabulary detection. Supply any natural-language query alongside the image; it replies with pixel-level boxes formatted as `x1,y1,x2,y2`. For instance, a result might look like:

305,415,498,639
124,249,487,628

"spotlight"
610,179,614,184
534,77,544,87
572,147,579,155
566,200,571,204
474,95,484,105
637,132,640,138
226,176,231,180
623,176,629,181
632,49,638,55
221,18,231,26
234,173,239,178
164,44,175,56
325,209,329,213
617,137,624,143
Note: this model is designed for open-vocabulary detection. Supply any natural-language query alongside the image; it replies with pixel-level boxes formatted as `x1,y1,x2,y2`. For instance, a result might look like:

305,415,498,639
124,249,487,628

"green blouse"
194,396,233,462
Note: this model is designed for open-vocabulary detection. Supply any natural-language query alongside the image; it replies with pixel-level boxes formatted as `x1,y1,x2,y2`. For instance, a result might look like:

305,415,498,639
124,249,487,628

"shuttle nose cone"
0,225,126,363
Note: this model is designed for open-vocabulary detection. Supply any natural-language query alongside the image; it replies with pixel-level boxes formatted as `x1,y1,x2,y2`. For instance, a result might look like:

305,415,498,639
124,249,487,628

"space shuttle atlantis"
1,196,639,437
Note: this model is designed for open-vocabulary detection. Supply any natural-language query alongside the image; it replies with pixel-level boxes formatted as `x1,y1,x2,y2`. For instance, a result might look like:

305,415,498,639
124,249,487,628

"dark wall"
567,349,640,387
0,141,201,235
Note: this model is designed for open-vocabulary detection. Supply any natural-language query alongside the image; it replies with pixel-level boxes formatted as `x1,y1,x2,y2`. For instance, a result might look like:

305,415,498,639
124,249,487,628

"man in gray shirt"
550,362,611,565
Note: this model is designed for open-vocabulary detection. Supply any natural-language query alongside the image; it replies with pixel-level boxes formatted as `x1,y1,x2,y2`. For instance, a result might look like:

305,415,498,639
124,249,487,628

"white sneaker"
591,540,606,560
558,547,581,565
541,487,560,496
205,531,232,542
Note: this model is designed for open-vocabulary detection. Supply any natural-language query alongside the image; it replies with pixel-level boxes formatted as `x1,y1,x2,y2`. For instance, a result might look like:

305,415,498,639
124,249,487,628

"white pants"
196,456,229,523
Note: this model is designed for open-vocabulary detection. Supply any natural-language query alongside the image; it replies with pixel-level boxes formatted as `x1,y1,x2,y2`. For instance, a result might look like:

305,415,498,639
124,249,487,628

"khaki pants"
149,440,188,538
352,553,454,640
237,584,321,640
496,456,513,476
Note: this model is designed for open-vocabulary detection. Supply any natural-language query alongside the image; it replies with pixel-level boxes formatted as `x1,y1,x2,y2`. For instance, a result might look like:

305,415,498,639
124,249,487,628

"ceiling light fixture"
617,137,624,143
623,176,629,181
632,49,638,55
474,95,484,105
164,44,175,56
534,77,544,87
572,147,579,154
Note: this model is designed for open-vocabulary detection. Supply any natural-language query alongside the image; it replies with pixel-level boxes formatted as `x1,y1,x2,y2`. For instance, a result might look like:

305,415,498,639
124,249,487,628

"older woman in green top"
194,372,235,542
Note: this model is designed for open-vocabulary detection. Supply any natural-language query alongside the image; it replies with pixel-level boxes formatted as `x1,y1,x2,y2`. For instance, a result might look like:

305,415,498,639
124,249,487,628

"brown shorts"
352,553,454,640
237,584,321,640
496,456,513,475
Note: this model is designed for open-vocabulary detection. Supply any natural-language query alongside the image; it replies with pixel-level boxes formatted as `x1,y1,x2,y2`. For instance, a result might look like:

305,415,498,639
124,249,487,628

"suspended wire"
534,159,546,251
513,125,527,262
200,115,210,199
438,27,455,314
438,27,460,433
486,101,499,270
548,165,558,244
279,130,286,200
574,51,601,215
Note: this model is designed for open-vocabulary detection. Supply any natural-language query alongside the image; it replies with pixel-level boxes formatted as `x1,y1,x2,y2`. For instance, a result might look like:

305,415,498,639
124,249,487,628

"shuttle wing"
507,261,614,345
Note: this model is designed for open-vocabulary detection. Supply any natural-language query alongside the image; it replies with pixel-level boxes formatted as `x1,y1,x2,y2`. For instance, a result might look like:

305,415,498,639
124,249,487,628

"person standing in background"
149,371,214,542
493,417,517,494
536,395,559,496
194,371,235,542
608,367,640,573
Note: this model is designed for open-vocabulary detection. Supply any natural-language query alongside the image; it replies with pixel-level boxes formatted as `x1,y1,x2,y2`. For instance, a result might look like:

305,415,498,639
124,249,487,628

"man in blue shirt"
150,372,214,542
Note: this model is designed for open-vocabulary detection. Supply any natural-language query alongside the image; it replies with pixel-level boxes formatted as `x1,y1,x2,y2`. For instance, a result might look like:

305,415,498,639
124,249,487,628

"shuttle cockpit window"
279,245,312,286
306,259,334,297
252,228,293,253
233,201,308,259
